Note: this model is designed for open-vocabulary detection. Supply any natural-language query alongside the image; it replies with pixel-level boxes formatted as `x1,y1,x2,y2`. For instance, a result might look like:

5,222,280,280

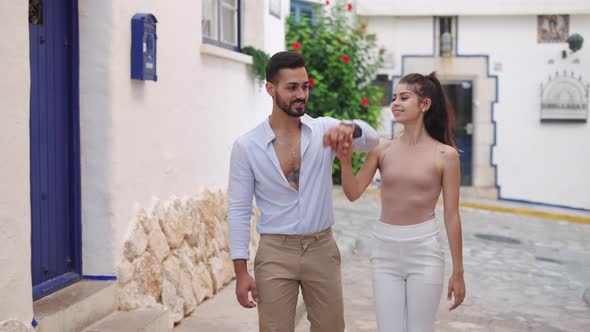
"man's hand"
323,124,354,153
235,271,258,308
335,139,354,164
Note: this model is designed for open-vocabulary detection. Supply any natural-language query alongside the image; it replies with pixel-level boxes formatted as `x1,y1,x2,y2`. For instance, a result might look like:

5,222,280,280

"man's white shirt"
228,115,379,260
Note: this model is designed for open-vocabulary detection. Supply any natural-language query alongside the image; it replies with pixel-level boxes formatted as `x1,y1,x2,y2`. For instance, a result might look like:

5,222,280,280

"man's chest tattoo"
286,167,300,190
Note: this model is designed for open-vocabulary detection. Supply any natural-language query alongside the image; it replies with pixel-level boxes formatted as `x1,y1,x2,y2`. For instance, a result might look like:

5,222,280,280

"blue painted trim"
82,275,117,281
33,272,80,300
69,0,83,285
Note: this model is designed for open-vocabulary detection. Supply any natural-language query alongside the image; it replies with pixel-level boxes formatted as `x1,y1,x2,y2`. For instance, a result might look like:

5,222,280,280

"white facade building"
359,0,590,210
0,0,289,328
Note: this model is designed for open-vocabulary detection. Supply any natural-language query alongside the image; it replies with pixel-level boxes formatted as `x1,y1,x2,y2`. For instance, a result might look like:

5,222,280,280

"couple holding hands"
228,52,465,332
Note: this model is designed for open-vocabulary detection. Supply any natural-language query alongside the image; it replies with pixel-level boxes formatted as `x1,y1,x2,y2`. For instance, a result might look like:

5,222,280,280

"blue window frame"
202,0,241,51
290,0,315,23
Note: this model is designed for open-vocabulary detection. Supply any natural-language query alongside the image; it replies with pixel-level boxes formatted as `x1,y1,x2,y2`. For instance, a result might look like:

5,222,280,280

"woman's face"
391,83,427,125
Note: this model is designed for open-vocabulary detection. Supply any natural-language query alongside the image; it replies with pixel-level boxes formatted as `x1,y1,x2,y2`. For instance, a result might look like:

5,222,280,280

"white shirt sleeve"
351,119,379,151
227,140,255,260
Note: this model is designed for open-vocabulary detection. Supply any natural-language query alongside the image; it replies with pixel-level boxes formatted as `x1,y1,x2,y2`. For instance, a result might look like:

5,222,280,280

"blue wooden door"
29,0,80,299
443,82,473,186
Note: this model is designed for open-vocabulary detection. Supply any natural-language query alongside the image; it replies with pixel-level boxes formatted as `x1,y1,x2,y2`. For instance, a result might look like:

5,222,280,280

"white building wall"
357,0,590,16
265,0,291,55
365,16,434,78
0,1,34,325
79,0,116,277
80,0,284,276
459,15,590,209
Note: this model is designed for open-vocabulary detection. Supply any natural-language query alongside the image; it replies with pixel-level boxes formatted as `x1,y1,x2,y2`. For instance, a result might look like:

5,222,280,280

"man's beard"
276,92,307,118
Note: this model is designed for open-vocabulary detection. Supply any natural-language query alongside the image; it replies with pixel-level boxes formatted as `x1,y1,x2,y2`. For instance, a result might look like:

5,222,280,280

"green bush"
286,1,384,183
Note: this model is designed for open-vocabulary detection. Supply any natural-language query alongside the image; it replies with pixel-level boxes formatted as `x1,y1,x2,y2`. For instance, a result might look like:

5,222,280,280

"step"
33,280,115,332
83,309,170,332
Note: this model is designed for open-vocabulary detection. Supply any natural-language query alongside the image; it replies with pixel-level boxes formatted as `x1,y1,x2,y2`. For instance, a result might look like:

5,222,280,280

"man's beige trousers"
254,227,345,332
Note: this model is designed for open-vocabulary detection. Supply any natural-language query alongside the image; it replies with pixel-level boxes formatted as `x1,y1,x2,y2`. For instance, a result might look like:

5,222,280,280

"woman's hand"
447,272,466,310
335,138,353,164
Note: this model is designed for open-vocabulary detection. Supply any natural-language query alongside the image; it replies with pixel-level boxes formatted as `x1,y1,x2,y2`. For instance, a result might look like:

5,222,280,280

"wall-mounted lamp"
562,33,584,59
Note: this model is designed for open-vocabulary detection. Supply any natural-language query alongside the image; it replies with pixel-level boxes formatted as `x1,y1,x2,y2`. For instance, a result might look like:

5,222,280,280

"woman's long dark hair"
399,72,456,148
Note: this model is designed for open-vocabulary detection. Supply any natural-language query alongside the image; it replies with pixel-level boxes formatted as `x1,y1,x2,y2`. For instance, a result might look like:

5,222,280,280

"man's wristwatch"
340,119,361,138
340,119,355,129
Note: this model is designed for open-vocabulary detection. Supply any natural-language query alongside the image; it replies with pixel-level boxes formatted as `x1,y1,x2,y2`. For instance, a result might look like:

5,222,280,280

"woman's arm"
337,140,386,201
440,145,466,311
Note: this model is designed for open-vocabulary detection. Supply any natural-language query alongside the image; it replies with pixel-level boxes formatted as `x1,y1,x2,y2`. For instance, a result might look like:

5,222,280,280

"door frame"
31,0,81,300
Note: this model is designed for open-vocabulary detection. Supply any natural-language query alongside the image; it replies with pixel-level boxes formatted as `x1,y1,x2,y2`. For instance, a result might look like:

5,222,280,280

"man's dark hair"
265,52,306,83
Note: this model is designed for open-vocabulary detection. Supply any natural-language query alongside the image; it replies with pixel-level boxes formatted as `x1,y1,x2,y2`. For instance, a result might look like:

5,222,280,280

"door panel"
30,0,78,296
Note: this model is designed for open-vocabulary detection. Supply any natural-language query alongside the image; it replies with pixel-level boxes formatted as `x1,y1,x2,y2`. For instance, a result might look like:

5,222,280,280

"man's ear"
265,81,275,98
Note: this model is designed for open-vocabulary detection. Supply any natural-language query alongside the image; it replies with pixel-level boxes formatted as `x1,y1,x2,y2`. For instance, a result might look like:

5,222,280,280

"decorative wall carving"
540,71,588,122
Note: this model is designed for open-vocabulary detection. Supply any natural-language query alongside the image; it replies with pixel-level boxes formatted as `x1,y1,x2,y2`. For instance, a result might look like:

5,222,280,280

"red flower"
292,41,301,51
308,77,315,88
347,3,353,11
361,97,369,107
340,55,350,63
325,0,330,5
360,23,367,29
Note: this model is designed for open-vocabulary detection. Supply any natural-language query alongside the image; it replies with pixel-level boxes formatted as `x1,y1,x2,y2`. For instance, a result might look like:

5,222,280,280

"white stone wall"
79,0,284,276
116,190,260,327
0,1,34,326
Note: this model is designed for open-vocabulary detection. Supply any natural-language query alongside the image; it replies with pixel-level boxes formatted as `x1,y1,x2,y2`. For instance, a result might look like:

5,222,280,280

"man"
228,51,378,332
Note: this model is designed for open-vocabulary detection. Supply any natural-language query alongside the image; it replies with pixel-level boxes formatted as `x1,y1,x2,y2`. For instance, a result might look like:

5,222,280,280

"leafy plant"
286,1,384,183
242,46,270,86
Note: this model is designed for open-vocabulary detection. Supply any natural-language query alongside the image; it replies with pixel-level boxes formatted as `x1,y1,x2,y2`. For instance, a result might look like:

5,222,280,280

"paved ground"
177,188,590,331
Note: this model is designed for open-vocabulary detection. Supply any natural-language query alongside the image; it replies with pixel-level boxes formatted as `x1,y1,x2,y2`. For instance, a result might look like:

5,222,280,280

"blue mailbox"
131,14,158,81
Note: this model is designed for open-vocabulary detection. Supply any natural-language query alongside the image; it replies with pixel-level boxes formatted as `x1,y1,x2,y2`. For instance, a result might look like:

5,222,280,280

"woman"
337,72,465,331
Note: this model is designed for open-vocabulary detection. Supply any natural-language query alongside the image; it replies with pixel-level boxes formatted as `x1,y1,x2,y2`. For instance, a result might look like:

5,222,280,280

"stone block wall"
115,189,260,326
